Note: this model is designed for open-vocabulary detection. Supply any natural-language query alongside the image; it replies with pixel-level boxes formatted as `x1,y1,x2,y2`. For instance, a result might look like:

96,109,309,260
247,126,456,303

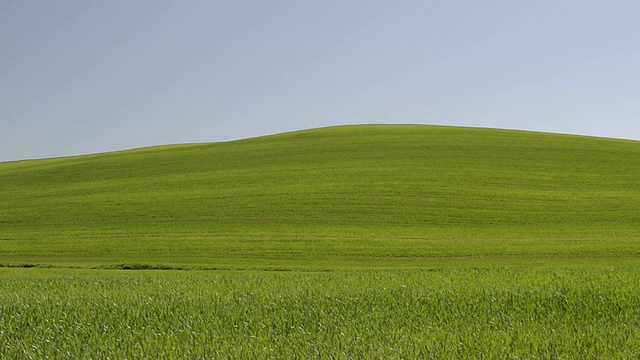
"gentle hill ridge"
2,125,640,269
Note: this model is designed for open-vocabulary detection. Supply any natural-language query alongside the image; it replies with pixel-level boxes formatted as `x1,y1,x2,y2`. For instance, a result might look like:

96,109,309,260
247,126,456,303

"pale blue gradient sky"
2,1,639,161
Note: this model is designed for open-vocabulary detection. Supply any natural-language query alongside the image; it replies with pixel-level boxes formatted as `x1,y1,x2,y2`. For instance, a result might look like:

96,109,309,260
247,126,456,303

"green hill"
2,125,640,269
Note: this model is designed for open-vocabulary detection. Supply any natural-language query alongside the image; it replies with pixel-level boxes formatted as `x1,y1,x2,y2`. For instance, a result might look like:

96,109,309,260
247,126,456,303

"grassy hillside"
2,125,640,269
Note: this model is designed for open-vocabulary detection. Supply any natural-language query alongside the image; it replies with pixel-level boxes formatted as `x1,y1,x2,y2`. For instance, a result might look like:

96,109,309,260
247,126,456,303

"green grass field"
2,268,640,359
2,125,640,269
3,125,640,358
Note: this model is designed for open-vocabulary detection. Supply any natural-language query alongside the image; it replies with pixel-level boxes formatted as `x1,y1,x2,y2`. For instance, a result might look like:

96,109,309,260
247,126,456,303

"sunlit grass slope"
2,125,640,269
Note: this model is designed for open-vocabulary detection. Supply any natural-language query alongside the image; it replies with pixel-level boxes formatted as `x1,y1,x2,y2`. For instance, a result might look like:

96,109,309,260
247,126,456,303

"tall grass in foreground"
1,268,639,359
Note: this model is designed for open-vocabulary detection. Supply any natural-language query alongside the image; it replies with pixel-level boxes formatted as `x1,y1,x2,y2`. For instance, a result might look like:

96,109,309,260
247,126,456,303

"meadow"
2,125,640,269
2,125,640,357
2,267,640,359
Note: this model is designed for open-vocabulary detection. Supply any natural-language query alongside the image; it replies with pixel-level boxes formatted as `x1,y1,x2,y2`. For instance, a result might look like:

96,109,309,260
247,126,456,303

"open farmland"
2,125,640,269
2,268,640,359
2,125,640,358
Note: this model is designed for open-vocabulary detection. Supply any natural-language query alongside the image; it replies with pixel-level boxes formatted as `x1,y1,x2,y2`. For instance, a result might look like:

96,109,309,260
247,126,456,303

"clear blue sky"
2,1,639,161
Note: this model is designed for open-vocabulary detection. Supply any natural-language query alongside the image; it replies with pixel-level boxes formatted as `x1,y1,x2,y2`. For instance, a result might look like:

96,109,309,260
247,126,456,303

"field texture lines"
2,125,640,269
2,125,640,358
